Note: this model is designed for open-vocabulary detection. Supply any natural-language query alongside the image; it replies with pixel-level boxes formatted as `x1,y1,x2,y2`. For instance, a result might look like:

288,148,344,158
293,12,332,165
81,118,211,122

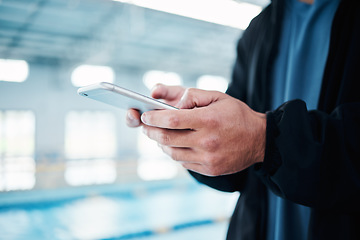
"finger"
160,145,200,164
143,126,195,148
141,108,204,130
160,145,214,176
177,88,225,109
151,84,185,101
126,109,142,128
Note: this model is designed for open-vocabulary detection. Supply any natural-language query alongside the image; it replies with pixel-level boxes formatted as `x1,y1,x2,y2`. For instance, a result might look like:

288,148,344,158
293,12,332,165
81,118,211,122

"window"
137,129,179,181
0,59,29,83
0,111,36,191
65,111,117,186
196,75,229,93
65,159,116,186
71,65,115,87
143,70,182,90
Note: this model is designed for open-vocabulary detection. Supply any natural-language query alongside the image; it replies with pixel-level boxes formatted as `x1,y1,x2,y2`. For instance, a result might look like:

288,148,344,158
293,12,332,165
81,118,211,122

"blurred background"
0,0,269,239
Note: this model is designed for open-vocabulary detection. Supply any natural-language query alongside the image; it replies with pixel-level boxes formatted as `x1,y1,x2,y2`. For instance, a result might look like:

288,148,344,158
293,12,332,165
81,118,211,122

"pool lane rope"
101,216,229,240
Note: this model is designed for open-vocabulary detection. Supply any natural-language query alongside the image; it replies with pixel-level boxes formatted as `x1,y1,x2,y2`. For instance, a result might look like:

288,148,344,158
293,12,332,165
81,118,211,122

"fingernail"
141,113,148,124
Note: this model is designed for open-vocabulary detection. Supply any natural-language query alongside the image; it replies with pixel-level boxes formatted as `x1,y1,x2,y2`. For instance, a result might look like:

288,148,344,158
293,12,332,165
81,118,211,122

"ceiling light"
114,0,262,30
0,59,29,83
143,70,182,90
71,65,115,87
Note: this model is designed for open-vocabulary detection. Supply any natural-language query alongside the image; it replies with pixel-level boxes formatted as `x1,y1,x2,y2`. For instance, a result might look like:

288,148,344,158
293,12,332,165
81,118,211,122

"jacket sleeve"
255,100,360,212
188,169,248,192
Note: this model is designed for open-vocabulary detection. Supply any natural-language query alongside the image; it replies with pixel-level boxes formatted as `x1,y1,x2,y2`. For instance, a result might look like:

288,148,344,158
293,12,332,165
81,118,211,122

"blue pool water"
0,179,238,240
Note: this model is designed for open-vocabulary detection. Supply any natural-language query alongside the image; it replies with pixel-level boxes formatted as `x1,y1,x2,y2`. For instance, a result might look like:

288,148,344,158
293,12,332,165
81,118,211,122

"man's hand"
140,87,266,177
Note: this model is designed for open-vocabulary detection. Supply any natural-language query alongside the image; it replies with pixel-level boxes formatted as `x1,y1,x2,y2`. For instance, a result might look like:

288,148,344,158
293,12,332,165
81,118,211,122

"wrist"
252,112,266,164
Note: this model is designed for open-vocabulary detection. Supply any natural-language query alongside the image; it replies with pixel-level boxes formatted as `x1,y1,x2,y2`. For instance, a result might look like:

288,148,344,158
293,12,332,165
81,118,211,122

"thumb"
176,88,225,109
151,84,185,101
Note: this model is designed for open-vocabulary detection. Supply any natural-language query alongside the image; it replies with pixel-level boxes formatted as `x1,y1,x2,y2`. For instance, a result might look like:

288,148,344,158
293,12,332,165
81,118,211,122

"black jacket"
190,0,360,239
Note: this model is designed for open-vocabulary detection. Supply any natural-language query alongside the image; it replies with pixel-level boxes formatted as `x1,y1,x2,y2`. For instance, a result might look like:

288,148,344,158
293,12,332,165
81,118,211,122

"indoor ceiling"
0,0,269,76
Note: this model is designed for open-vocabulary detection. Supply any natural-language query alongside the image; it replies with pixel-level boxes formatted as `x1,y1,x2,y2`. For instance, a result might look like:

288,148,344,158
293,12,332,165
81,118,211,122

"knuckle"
158,130,171,145
200,135,220,152
167,115,180,128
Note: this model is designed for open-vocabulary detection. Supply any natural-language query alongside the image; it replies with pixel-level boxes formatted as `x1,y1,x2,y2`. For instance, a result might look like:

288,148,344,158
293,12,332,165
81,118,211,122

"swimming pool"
0,179,238,240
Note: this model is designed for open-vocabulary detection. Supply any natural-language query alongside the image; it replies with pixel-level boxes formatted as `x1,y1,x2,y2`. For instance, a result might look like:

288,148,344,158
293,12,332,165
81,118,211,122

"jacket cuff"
254,110,282,177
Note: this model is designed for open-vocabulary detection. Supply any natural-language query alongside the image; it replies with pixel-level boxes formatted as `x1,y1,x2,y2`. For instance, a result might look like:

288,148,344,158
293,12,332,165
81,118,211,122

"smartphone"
77,82,178,112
